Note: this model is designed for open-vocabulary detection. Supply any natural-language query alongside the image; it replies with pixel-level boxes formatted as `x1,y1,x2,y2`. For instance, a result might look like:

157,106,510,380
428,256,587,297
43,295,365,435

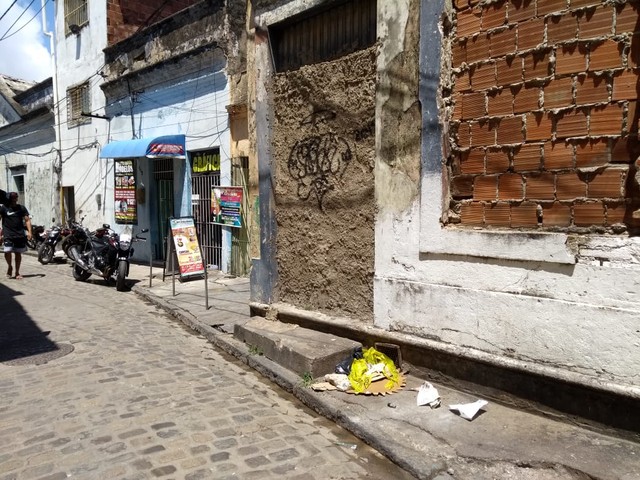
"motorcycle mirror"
103,224,111,229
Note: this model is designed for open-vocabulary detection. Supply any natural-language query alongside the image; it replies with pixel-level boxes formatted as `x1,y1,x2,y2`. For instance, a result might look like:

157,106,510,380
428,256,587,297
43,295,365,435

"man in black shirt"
0,192,32,279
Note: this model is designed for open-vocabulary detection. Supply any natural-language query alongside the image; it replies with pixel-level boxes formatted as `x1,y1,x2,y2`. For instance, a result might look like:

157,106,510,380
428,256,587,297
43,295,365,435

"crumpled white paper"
416,382,441,408
449,399,488,420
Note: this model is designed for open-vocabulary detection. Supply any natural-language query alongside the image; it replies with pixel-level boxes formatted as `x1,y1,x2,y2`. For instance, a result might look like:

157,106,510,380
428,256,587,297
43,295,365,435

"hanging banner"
114,159,137,224
211,186,243,228
169,217,205,278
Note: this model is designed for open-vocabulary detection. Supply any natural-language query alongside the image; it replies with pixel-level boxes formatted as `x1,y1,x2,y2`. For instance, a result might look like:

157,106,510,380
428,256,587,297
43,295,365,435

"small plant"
248,344,263,356
300,371,314,388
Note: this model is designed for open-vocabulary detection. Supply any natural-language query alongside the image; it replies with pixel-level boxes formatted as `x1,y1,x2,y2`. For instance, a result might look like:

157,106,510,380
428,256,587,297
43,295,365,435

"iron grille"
64,0,88,35
270,0,377,72
66,82,90,127
192,173,223,271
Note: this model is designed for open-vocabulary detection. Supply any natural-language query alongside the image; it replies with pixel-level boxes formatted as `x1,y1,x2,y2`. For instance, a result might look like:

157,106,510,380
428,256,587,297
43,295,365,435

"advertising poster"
211,186,243,228
169,217,205,278
114,159,137,224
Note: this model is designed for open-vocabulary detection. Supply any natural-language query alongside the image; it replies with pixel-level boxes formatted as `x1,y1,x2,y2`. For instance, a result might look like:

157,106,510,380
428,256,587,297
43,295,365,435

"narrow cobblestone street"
0,256,414,480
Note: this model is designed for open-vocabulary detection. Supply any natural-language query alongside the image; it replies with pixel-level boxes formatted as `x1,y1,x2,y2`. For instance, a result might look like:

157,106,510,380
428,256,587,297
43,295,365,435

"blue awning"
99,134,186,159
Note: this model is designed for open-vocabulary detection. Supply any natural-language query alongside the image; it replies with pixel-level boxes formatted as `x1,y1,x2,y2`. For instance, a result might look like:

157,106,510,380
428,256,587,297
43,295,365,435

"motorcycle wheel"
116,261,128,292
72,264,91,281
37,243,54,265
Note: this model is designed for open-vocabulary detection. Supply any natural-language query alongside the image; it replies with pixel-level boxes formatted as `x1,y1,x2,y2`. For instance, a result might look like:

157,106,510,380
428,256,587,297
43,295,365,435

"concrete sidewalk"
129,264,640,480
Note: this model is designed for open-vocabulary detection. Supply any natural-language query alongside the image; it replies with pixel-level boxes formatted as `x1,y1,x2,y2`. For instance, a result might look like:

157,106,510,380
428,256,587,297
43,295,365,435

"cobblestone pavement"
0,257,415,480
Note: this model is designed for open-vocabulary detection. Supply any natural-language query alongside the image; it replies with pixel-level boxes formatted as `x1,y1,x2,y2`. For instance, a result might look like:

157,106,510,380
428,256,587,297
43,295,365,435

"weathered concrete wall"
374,0,640,391
270,47,377,320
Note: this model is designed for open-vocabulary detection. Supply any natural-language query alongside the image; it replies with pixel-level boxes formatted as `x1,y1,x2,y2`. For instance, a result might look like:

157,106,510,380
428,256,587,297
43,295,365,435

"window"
269,0,377,72
66,82,91,127
10,168,25,199
64,0,88,35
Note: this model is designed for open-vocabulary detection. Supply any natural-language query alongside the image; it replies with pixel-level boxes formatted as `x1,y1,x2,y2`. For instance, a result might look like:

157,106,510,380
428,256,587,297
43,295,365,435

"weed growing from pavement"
300,372,314,388
248,344,263,356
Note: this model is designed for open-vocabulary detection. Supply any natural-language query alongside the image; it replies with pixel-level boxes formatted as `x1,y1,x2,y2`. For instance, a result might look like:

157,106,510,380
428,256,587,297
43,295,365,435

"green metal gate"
230,157,250,276
154,159,174,260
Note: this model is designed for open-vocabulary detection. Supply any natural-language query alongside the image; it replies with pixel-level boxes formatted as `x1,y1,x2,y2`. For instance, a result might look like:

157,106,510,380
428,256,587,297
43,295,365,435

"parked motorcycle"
37,221,72,264
27,221,46,250
66,224,148,291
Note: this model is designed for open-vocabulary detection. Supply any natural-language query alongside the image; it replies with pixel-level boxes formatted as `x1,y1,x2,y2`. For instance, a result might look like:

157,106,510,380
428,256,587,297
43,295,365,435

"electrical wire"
0,0,37,41
0,0,49,42
0,0,18,24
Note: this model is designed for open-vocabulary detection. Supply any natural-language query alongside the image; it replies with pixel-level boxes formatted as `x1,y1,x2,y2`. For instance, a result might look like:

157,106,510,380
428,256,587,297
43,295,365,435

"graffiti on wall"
288,133,352,210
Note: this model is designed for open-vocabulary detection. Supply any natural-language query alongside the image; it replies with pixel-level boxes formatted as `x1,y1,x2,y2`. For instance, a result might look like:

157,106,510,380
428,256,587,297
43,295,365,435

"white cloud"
0,0,52,82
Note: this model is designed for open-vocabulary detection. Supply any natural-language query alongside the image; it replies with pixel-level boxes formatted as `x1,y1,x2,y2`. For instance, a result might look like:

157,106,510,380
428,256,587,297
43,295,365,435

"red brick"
467,34,492,64
458,122,471,148
498,173,524,199
590,103,623,136
612,69,640,101
455,0,470,10
544,141,575,169
547,13,578,44
573,202,605,225
470,62,497,90
588,168,626,198
511,202,539,226
508,0,536,24
526,112,553,140
474,175,498,200
555,109,588,138
517,18,545,51
557,173,587,199
486,149,511,173
588,40,623,72
575,74,609,105
488,90,513,116
460,149,486,173
543,77,574,109
452,175,476,198
471,120,497,146
577,6,614,40
453,94,463,121
490,27,517,58
497,115,525,143
513,84,541,112
575,139,610,168
458,8,483,38
462,92,487,119
555,42,588,76
537,0,568,17
606,202,627,225
570,0,602,9
615,2,640,36
497,57,524,86
542,202,571,226
526,172,555,199
460,203,484,225
452,41,467,68
483,1,508,30
630,40,640,70
454,70,472,93
513,143,543,171
485,202,511,225
610,135,640,163
523,51,552,81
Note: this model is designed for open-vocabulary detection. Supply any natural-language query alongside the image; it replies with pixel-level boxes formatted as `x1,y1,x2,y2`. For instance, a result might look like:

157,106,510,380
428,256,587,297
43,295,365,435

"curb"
133,285,438,480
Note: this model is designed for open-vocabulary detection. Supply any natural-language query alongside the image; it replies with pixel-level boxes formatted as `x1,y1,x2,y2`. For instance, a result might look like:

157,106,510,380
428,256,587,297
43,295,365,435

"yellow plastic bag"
348,347,400,393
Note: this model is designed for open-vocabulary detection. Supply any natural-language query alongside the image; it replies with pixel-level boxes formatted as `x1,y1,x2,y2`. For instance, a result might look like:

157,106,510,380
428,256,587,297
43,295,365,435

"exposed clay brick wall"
107,0,200,45
447,0,640,233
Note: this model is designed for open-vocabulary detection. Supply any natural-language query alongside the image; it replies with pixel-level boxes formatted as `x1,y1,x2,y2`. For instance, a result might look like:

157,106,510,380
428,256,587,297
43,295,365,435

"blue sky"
0,0,54,82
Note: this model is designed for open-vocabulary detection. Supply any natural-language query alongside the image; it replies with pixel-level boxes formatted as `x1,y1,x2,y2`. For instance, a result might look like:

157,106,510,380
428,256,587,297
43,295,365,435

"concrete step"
233,317,361,378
